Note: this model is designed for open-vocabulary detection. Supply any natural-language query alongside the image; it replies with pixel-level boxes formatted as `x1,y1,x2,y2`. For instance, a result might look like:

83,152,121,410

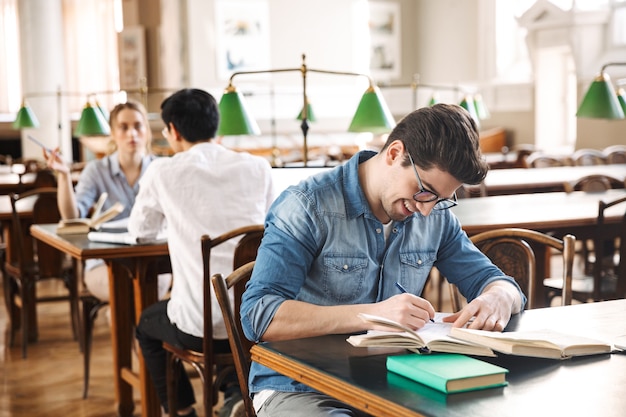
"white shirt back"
128,142,274,338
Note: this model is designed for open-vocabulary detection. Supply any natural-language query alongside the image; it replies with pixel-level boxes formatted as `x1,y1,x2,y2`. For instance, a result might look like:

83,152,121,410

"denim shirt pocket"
322,254,369,302
398,251,437,288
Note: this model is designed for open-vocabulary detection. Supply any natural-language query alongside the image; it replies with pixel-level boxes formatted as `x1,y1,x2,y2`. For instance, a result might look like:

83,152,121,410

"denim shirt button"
392,228,398,233
376,228,382,234
417,259,423,265
343,264,349,270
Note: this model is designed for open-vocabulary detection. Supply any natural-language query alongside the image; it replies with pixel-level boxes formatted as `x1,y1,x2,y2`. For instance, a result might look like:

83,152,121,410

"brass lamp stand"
217,54,395,167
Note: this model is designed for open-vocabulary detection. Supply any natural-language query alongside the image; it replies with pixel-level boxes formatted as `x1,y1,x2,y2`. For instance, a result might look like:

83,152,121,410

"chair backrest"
10,187,66,275
448,228,576,311
525,152,567,168
32,168,58,188
200,225,264,410
563,174,624,193
571,148,606,166
595,195,626,300
212,261,256,417
602,145,626,164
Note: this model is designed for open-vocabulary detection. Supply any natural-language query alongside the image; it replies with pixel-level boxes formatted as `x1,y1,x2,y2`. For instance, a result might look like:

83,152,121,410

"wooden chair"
32,168,57,188
571,148,606,166
563,174,624,194
448,228,576,312
544,195,626,303
164,225,264,417
4,188,80,358
563,175,624,275
211,261,257,417
602,144,626,164
524,152,568,168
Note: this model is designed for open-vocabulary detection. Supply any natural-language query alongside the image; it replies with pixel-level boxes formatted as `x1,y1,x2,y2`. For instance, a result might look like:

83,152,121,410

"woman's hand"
44,148,69,175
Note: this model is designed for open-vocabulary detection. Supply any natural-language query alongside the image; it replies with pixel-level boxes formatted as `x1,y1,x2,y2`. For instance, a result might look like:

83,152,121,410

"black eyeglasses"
406,153,458,210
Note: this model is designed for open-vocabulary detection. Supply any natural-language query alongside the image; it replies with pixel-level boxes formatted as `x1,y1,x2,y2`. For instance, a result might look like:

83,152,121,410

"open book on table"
346,313,496,357
449,327,612,359
57,193,124,235
87,218,167,245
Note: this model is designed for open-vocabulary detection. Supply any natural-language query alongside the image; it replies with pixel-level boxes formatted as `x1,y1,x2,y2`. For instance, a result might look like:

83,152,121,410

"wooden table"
466,164,626,196
251,299,626,417
451,189,626,305
0,172,36,195
30,224,168,417
452,188,626,237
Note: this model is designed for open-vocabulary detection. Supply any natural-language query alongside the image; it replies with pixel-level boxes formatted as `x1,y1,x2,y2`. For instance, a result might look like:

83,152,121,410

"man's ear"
385,140,405,166
168,123,183,143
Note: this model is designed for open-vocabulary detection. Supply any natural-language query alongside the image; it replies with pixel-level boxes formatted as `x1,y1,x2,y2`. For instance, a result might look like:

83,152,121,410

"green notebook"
386,353,508,394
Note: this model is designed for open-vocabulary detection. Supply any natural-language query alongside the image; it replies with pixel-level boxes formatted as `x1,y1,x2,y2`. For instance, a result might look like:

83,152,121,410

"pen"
395,282,435,322
27,135,53,153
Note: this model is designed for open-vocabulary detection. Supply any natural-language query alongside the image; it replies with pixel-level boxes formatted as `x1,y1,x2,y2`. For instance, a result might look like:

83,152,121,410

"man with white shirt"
129,88,274,417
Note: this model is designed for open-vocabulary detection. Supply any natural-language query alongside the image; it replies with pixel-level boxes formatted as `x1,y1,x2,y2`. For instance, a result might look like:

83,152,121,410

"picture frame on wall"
118,26,147,90
214,0,271,81
368,1,401,81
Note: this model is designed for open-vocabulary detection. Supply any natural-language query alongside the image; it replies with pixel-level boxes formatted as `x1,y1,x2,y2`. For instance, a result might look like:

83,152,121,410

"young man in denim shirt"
241,103,526,416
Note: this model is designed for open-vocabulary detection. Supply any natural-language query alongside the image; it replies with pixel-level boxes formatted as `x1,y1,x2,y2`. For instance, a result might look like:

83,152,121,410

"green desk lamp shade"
474,94,490,119
217,87,261,136
296,100,316,122
74,103,111,136
576,73,625,119
13,102,40,129
348,86,395,134
617,88,626,115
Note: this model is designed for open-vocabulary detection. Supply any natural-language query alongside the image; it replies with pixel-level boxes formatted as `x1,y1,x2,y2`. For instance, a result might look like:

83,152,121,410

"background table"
466,164,626,196
451,189,626,305
251,299,626,417
30,224,168,417
452,188,626,236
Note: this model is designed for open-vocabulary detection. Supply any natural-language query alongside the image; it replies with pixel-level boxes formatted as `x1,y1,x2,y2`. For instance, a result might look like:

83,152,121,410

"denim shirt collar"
343,150,378,220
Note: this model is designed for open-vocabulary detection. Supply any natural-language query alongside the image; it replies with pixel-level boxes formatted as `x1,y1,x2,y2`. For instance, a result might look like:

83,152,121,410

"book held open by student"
348,312,612,360
347,313,496,357
449,327,612,359
56,195,124,235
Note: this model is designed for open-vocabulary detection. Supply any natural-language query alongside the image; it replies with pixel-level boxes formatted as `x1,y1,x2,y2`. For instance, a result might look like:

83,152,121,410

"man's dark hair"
381,103,488,185
161,88,219,142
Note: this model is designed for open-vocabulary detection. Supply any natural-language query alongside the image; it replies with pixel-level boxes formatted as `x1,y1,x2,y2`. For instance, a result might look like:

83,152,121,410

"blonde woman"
46,100,171,302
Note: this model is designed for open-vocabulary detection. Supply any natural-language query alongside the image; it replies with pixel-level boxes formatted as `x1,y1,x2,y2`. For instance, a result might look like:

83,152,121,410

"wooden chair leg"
3,275,18,347
20,282,29,359
166,350,179,417
81,296,106,399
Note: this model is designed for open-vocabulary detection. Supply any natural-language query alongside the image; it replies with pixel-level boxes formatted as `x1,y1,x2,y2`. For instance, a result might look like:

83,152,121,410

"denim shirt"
241,150,525,395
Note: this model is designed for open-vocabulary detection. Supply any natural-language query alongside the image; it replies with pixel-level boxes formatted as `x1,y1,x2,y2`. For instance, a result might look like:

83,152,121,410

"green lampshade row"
74,104,111,136
348,87,396,134
13,105,40,129
296,102,316,122
217,90,261,136
576,76,625,119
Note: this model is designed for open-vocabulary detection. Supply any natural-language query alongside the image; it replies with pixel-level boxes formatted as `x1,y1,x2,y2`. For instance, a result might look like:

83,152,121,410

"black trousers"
135,299,234,413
